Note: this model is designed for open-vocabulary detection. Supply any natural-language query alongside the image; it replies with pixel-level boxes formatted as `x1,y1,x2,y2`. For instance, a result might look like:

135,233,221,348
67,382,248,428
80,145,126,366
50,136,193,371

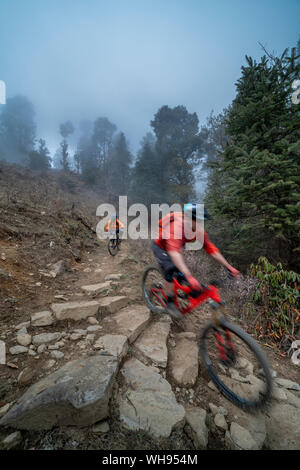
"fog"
1,0,299,156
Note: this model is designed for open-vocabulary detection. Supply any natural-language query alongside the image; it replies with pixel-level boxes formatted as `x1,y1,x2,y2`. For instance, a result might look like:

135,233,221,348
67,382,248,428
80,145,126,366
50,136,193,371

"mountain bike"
107,231,122,256
142,266,273,412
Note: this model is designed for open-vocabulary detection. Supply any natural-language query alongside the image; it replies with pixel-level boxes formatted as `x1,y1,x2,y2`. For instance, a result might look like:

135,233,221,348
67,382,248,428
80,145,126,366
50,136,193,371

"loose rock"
16,334,32,347
31,311,54,327
9,346,28,355
32,332,62,345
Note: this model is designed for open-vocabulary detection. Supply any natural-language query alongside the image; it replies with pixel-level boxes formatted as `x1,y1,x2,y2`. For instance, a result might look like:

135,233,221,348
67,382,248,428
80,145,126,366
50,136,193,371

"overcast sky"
0,0,299,156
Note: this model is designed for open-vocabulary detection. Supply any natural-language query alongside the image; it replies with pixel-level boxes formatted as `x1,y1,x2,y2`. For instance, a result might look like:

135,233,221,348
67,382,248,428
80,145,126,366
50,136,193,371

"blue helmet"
183,203,210,221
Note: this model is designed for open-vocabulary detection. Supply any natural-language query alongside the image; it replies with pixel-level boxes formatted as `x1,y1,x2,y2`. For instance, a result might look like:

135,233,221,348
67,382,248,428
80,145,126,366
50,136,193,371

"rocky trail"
0,241,299,450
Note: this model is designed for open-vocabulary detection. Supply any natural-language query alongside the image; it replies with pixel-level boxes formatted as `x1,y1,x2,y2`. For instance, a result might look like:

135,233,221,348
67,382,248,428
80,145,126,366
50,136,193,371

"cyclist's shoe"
165,301,182,319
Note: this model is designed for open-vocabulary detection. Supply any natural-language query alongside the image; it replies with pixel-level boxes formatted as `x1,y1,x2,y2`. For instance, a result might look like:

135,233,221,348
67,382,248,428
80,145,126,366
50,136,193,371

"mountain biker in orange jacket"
105,215,124,232
152,203,240,318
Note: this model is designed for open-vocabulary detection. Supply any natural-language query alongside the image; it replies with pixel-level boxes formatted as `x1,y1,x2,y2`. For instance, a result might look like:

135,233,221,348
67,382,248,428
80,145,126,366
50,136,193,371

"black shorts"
152,241,180,282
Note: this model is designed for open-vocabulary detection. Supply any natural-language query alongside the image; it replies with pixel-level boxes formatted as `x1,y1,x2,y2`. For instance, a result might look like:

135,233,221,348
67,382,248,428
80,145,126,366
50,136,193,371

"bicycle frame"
151,276,223,316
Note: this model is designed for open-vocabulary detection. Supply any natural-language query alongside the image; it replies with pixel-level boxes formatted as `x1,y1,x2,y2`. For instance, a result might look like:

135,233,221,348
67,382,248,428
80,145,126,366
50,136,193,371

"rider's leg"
151,242,182,318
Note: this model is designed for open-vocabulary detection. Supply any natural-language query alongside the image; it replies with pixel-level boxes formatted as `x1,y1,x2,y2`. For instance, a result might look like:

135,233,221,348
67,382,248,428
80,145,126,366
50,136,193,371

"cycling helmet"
183,203,211,221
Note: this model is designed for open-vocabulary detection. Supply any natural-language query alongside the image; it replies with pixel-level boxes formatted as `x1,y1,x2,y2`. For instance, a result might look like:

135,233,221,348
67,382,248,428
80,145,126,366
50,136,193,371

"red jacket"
155,212,219,255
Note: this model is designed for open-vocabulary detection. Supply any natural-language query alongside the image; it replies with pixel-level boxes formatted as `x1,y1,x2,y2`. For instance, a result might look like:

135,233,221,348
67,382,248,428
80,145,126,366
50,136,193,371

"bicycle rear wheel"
200,317,273,411
142,266,168,314
108,238,119,256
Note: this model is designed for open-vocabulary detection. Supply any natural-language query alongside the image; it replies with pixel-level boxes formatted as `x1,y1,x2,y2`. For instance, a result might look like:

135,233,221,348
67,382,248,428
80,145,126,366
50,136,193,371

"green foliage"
28,139,51,171
249,256,300,346
130,135,162,207
150,105,200,203
205,48,300,268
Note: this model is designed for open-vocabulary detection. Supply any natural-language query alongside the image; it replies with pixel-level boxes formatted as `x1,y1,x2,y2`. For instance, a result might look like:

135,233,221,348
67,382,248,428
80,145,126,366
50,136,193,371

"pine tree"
60,140,70,172
108,132,132,195
130,138,162,207
212,50,300,268
150,105,201,204
28,138,51,170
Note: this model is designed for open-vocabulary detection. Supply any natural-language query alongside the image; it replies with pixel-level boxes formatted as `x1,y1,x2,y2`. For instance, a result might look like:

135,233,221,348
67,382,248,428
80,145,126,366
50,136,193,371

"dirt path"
0,239,299,450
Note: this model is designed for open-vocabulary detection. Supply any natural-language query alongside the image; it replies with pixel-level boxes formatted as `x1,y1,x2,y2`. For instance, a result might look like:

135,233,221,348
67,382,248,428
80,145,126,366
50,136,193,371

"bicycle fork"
209,301,236,366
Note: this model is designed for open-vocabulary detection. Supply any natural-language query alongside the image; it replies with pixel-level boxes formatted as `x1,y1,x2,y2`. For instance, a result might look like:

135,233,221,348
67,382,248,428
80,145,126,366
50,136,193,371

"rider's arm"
203,230,240,275
210,251,232,270
167,251,192,279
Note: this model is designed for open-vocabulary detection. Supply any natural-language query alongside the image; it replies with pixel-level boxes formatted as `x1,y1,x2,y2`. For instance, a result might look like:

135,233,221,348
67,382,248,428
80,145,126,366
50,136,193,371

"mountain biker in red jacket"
152,203,240,318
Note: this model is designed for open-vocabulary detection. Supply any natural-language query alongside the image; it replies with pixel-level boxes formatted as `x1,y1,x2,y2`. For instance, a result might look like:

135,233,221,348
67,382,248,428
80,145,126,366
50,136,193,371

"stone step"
101,305,151,343
118,358,185,438
94,334,128,361
31,310,55,327
168,332,199,387
105,274,123,281
51,300,100,321
132,319,171,368
98,296,129,316
81,281,112,295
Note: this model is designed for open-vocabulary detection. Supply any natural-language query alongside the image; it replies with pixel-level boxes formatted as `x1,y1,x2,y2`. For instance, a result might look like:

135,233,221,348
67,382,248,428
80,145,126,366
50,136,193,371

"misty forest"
0,0,300,452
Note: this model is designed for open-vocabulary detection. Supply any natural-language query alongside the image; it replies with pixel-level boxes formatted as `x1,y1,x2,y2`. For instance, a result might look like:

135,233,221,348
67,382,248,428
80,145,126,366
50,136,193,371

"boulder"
0,355,118,430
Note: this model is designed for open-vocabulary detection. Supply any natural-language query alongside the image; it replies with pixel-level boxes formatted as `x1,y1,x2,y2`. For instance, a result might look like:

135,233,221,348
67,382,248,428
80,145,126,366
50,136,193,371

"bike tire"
108,239,119,256
200,317,273,411
142,265,168,315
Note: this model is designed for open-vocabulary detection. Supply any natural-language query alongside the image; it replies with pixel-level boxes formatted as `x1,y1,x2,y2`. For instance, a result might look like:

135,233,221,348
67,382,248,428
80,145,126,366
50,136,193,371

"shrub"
248,256,300,349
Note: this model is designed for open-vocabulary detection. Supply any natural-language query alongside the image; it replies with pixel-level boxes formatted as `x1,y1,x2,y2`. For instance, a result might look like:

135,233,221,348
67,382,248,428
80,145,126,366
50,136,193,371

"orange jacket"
105,218,124,232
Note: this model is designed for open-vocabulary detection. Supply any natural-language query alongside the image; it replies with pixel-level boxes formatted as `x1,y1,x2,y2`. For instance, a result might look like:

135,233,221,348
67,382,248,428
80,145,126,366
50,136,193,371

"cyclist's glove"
225,266,240,278
187,275,202,291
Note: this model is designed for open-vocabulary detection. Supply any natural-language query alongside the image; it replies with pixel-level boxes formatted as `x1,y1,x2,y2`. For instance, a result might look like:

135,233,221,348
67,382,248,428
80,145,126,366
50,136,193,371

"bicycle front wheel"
142,266,168,315
108,239,119,256
200,317,273,411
